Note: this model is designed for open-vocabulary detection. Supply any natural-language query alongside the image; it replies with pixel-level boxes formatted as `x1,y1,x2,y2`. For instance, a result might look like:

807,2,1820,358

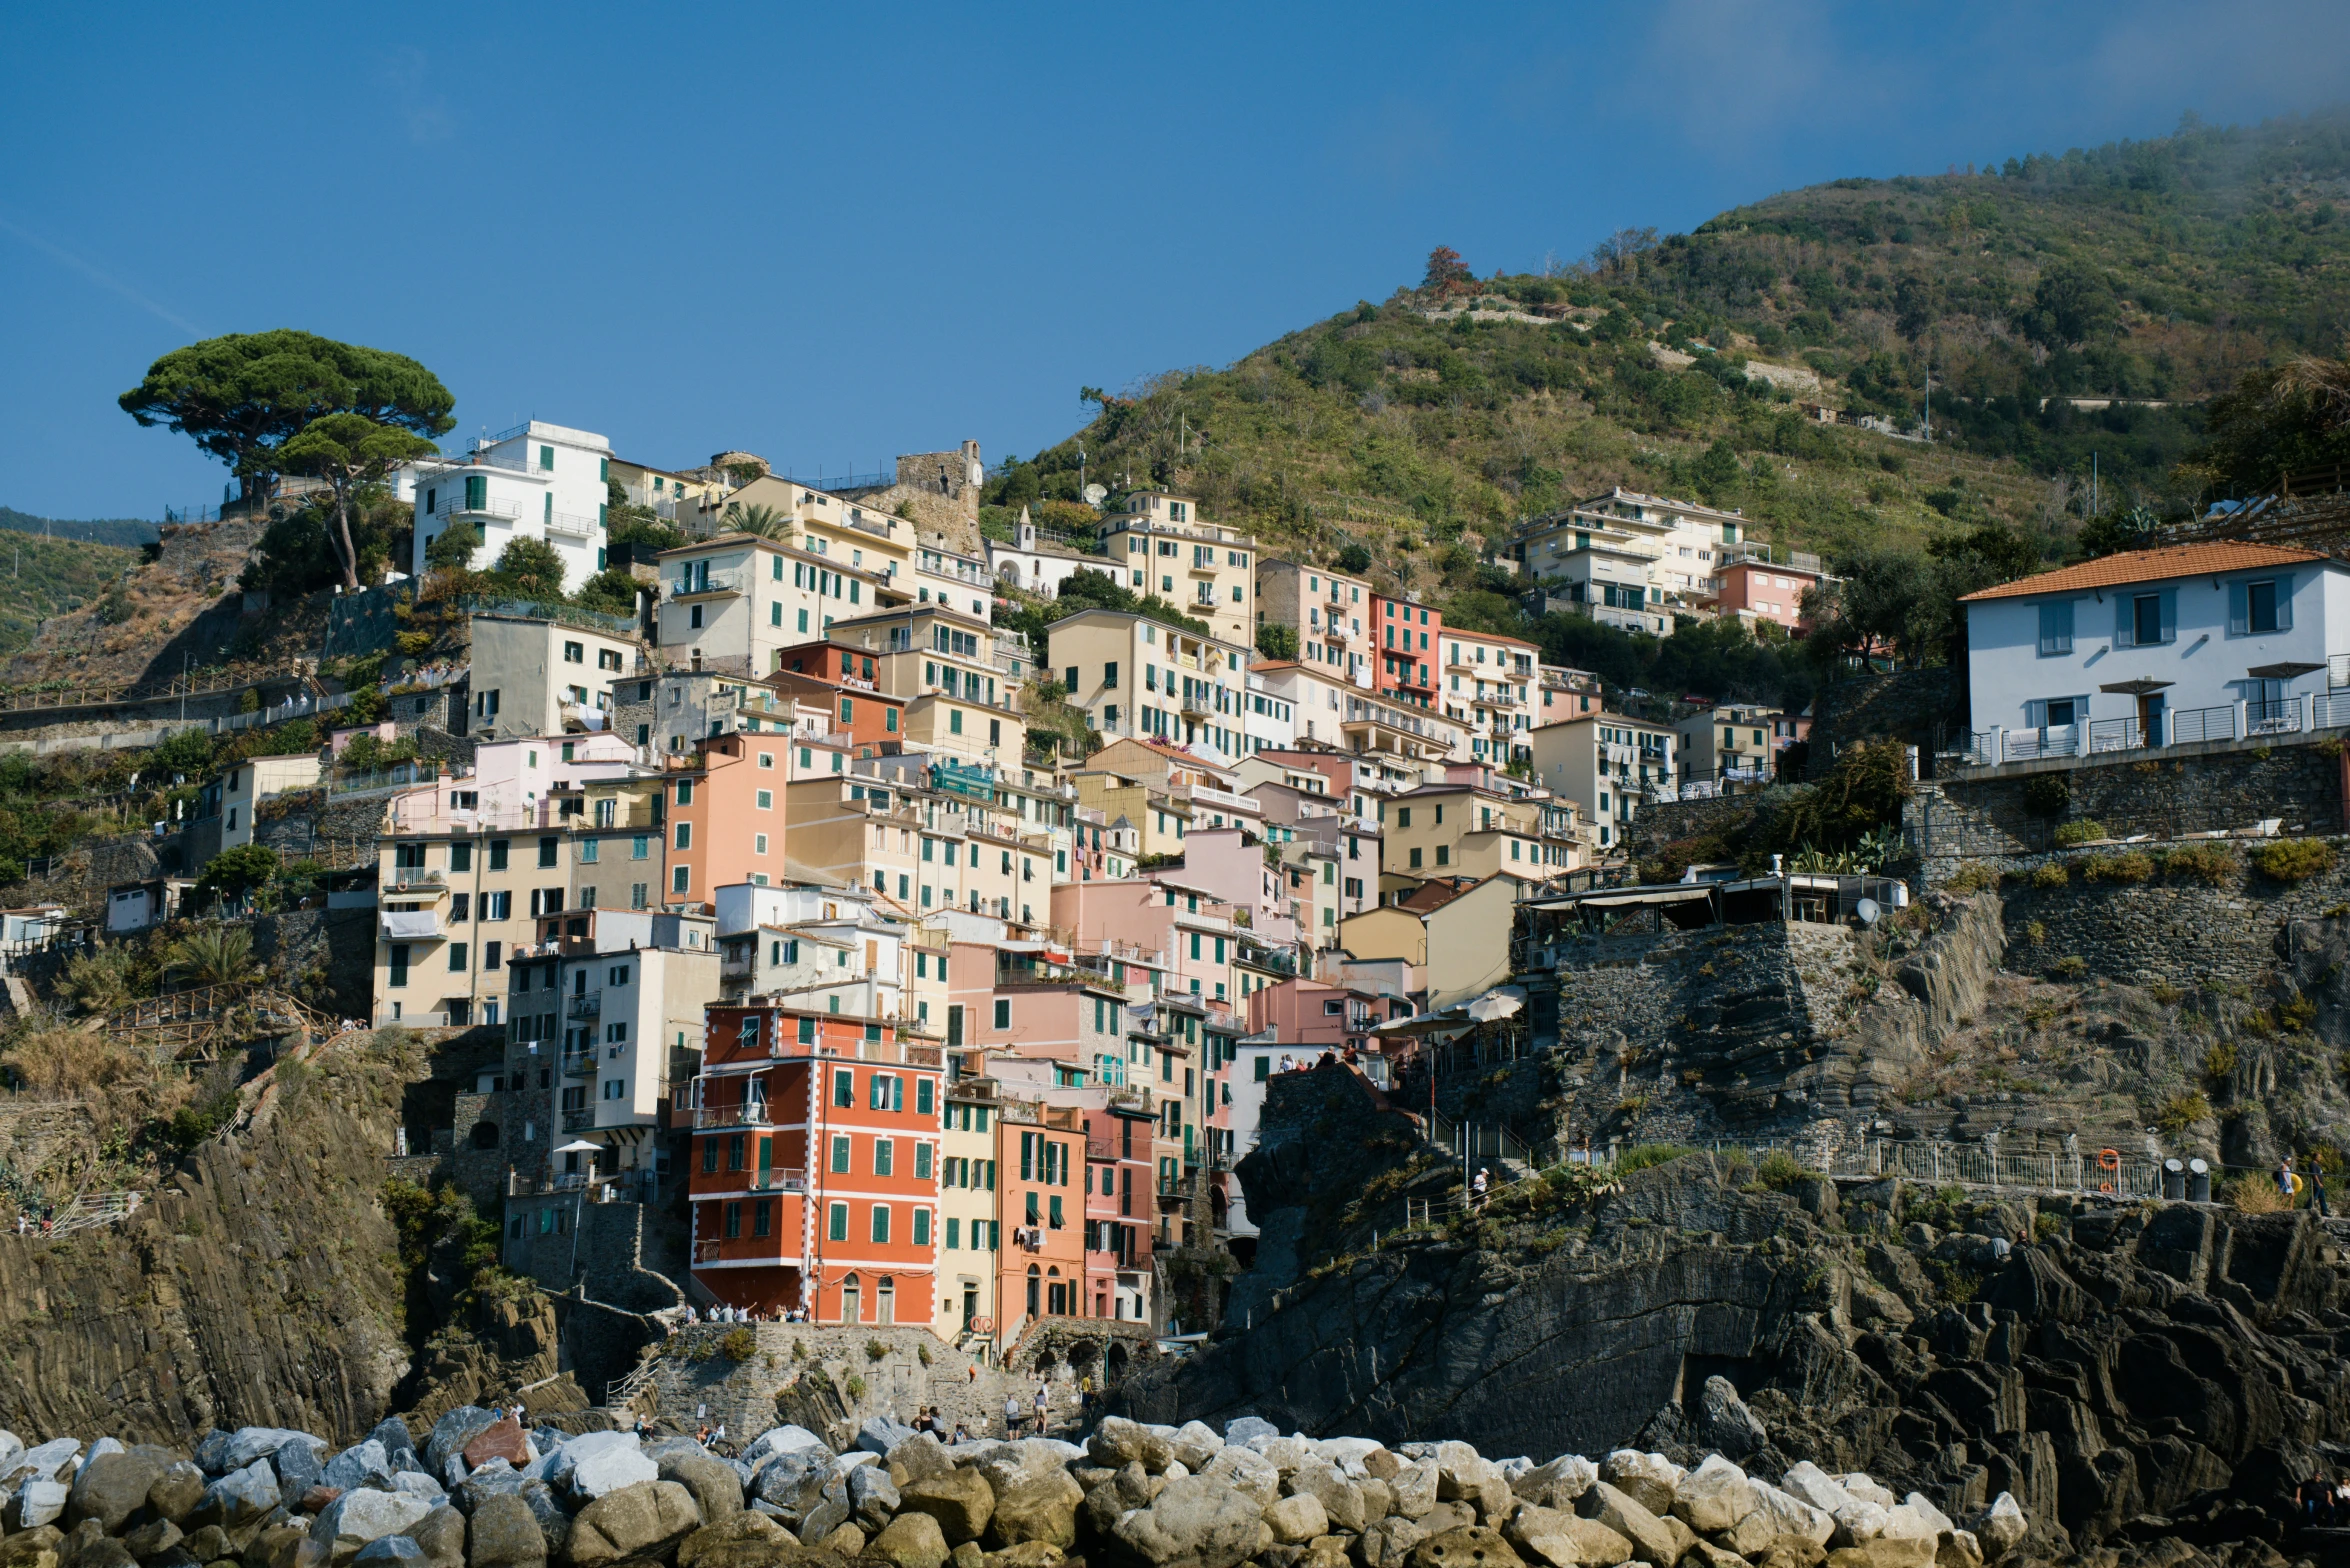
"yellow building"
1097,493,1256,648
934,1081,1002,1346
1048,609,1254,767
1380,780,1582,883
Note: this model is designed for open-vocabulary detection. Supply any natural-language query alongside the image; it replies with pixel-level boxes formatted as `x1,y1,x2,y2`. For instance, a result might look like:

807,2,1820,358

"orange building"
769,640,909,760
687,1003,944,1322
995,1099,1087,1336
661,734,785,908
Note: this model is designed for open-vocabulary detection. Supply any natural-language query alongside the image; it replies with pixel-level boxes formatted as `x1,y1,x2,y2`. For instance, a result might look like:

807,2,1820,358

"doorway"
842,1275,862,1324
2137,691,2165,746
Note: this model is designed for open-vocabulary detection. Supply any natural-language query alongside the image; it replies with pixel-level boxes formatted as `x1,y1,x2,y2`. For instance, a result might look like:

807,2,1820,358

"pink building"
1246,977,1378,1058
1714,556,1828,633
945,939,1128,1080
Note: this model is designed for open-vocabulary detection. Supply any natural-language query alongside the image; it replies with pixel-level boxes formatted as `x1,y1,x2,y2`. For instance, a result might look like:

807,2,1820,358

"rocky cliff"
1125,1146,2350,1564
0,1029,557,1447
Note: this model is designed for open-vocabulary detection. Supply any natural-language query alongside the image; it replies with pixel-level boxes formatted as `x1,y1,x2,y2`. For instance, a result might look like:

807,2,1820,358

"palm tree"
162,925,257,990
721,502,789,540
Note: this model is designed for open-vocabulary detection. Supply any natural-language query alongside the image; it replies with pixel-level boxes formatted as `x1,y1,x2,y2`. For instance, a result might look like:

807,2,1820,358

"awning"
379,911,444,940
554,1139,601,1153
2098,678,2174,695
1540,885,1714,912
2248,662,2326,679
1465,986,1526,1022
1372,1013,1478,1039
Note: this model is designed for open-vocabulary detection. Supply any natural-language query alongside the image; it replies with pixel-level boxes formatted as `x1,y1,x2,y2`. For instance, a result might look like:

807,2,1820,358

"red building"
769,640,909,760
1372,595,1442,709
1083,1101,1156,1322
687,1003,943,1322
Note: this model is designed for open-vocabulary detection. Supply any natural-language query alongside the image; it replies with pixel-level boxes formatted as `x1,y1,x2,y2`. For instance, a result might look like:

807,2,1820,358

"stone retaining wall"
1912,736,2346,887
1807,668,1955,777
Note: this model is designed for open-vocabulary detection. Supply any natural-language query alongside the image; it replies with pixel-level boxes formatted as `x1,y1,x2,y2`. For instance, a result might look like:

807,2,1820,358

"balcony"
720,951,755,980
437,495,521,523
561,1050,596,1078
692,1100,775,1130
566,991,601,1019
384,870,449,897
545,511,600,539
665,567,749,602
560,1108,596,1133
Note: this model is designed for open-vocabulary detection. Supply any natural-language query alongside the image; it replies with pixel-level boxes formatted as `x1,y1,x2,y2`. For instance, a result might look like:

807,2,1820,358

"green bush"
1613,1143,1699,1175
2022,774,2071,819
1945,862,1999,894
2251,838,2338,883
2161,841,2239,885
719,1327,756,1362
2079,851,2153,883
2050,954,2088,980
2029,861,2068,889
2052,820,2106,848
2155,1090,2211,1132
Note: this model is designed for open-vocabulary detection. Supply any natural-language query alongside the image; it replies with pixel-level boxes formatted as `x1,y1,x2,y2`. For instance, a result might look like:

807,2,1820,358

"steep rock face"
0,1033,552,1445
1125,1156,2350,1561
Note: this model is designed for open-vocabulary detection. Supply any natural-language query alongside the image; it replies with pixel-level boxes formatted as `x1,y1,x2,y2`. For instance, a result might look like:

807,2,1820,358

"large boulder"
456,1464,525,1516
193,1459,282,1530
17,1443,82,1485
326,1445,400,1495
1825,1539,1934,1568
1283,1463,1366,1534
1509,1458,1595,1514
1671,1455,1756,1536
1108,1475,1263,1568
12,1479,68,1531
1387,1460,1439,1520
1574,1482,1677,1568
426,1413,504,1479
0,1526,62,1568
900,1471,994,1546
0,1434,22,1476
516,1482,572,1562
1222,1419,1278,1447
1973,1494,2026,1561
885,1435,955,1488
750,1453,827,1524
353,1538,426,1568
1167,1425,1223,1475
278,1438,327,1499
848,1466,900,1533
1593,1455,1678,1520
212,1429,322,1477
464,1424,531,1474
563,1481,701,1568
146,1461,207,1525
674,1513,793,1568
467,1495,546,1568
562,1440,656,1507
657,1452,742,1527
979,1456,1081,1549
311,1490,437,1566
1407,1526,1524,1568
1717,1482,1835,1558
856,1419,918,1459
1261,1493,1327,1546
869,1512,951,1568
739,1429,829,1471
1198,1449,1278,1508
1360,1517,1428,1568
67,1449,170,1533
1088,1419,1174,1475
1500,1504,1632,1568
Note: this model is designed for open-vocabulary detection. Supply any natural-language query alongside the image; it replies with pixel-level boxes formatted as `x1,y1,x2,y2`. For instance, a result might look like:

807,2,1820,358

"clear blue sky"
6,2,2348,519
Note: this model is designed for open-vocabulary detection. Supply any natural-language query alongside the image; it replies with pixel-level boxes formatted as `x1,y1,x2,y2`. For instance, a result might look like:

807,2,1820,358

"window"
831,1135,850,1172
993,998,1011,1030
671,866,690,894
2232,577,2288,637
674,822,692,850
562,640,584,664
873,1138,893,1176
448,942,468,972
755,789,773,810
388,944,410,986
1103,661,1119,690
2042,697,2080,729
488,839,509,871
913,1208,930,1246
828,1202,848,1242
871,1206,890,1244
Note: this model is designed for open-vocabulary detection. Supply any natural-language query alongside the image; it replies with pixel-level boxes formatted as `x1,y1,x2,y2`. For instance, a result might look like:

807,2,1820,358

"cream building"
1049,609,1254,767
1525,712,1679,852
1098,494,1255,647
1256,560,1374,689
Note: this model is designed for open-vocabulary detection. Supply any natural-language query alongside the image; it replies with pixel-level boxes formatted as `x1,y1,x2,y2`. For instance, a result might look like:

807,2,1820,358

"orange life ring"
2098,1148,2119,1192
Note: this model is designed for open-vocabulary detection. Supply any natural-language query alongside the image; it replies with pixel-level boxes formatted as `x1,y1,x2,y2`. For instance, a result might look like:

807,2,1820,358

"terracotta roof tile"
1958,542,2328,602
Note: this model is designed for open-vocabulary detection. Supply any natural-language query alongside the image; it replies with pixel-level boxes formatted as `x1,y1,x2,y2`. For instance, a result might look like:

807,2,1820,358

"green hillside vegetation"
0,531,145,655
984,109,2350,711
0,508,160,549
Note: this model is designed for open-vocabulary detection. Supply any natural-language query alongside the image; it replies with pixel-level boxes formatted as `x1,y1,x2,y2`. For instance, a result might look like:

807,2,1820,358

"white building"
1525,713,1678,850
410,421,616,592
988,509,1111,601
1959,542,2350,759
1240,669,1299,757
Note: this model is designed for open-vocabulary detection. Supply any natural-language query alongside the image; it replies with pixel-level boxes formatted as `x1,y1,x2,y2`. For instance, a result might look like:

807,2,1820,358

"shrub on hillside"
2079,851,2153,883
2161,841,2239,885
1945,862,1999,894
1613,1143,1699,1175
2154,1091,2211,1133
2251,838,2338,883
2028,861,2069,889
2051,820,2107,848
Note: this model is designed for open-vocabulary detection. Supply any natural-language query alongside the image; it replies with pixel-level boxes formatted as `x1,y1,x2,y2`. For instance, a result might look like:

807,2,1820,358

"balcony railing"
561,1050,596,1077
546,510,600,539
566,992,601,1018
666,567,749,601
560,1108,596,1133
692,1100,775,1130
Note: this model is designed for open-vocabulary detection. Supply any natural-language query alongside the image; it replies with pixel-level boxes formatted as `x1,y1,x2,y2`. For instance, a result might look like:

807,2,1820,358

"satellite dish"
1855,897,1881,926
1084,484,1108,507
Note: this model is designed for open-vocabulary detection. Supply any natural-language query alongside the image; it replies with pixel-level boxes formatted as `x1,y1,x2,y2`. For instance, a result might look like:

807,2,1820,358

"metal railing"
2171,704,2235,744
2002,724,2079,762
692,1101,774,1129
565,992,601,1018
2247,699,2303,736
438,496,521,521
546,511,600,539
667,567,749,601
2087,717,2144,753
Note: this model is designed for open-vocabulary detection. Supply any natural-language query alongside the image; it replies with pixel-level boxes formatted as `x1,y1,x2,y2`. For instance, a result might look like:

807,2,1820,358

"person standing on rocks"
2313,1161,2331,1218
1472,1168,1490,1210
1003,1392,1023,1439
1033,1382,1050,1436
2279,1155,2297,1202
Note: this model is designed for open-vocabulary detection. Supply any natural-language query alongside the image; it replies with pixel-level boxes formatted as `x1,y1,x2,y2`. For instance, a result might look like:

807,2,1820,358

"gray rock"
454,1463,525,1517
796,1494,851,1547
856,1418,917,1458
325,1445,398,1495
656,1452,742,1527
1594,1453,1679,1519
1283,1461,1366,1533
1509,1456,1595,1512
738,1428,829,1470
465,1494,547,1568
750,1453,826,1522
0,1432,22,1476
1697,1376,1767,1461
1261,1492,1327,1546
515,1481,570,1561
564,1482,702,1568
847,1465,900,1532
194,1459,282,1530
395,1474,448,1501
1386,1459,1438,1519
442,1457,469,1492
77,1438,126,1476
68,1448,169,1533
367,1420,418,1461
1088,1418,1174,1474
565,1445,657,1507
1975,1492,2027,1560
19,1440,83,1483
886,1434,954,1486
123,1517,185,1558
1222,1418,1278,1447
276,1439,326,1499
191,1433,232,1476
1670,1454,1756,1535
352,1537,426,1567
1109,1474,1263,1568
220,1429,323,1476
1573,1483,1678,1568
14,1477,68,1530
410,1502,468,1568
424,1413,502,1480
310,1490,436,1565
146,1460,206,1524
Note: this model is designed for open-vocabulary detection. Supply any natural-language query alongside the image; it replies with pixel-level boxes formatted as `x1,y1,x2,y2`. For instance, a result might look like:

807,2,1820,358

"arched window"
841,1272,863,1325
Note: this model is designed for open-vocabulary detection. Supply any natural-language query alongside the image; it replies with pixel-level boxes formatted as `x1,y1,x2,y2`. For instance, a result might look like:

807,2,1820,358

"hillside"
0,526,144,661
0,506,162,550
992,109,2350,704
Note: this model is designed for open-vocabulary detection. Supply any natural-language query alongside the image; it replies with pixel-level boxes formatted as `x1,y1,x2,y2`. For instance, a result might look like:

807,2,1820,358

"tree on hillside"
486,537,567,602
1255,623,1298,662
2018,263,2118,348
120,330,454,503
277,414,439,591
2181,346,2350,499
1423,247,1473,295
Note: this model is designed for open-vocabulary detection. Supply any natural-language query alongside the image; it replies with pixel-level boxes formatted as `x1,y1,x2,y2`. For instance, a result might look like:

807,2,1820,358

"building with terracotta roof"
1958,542,2348,757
